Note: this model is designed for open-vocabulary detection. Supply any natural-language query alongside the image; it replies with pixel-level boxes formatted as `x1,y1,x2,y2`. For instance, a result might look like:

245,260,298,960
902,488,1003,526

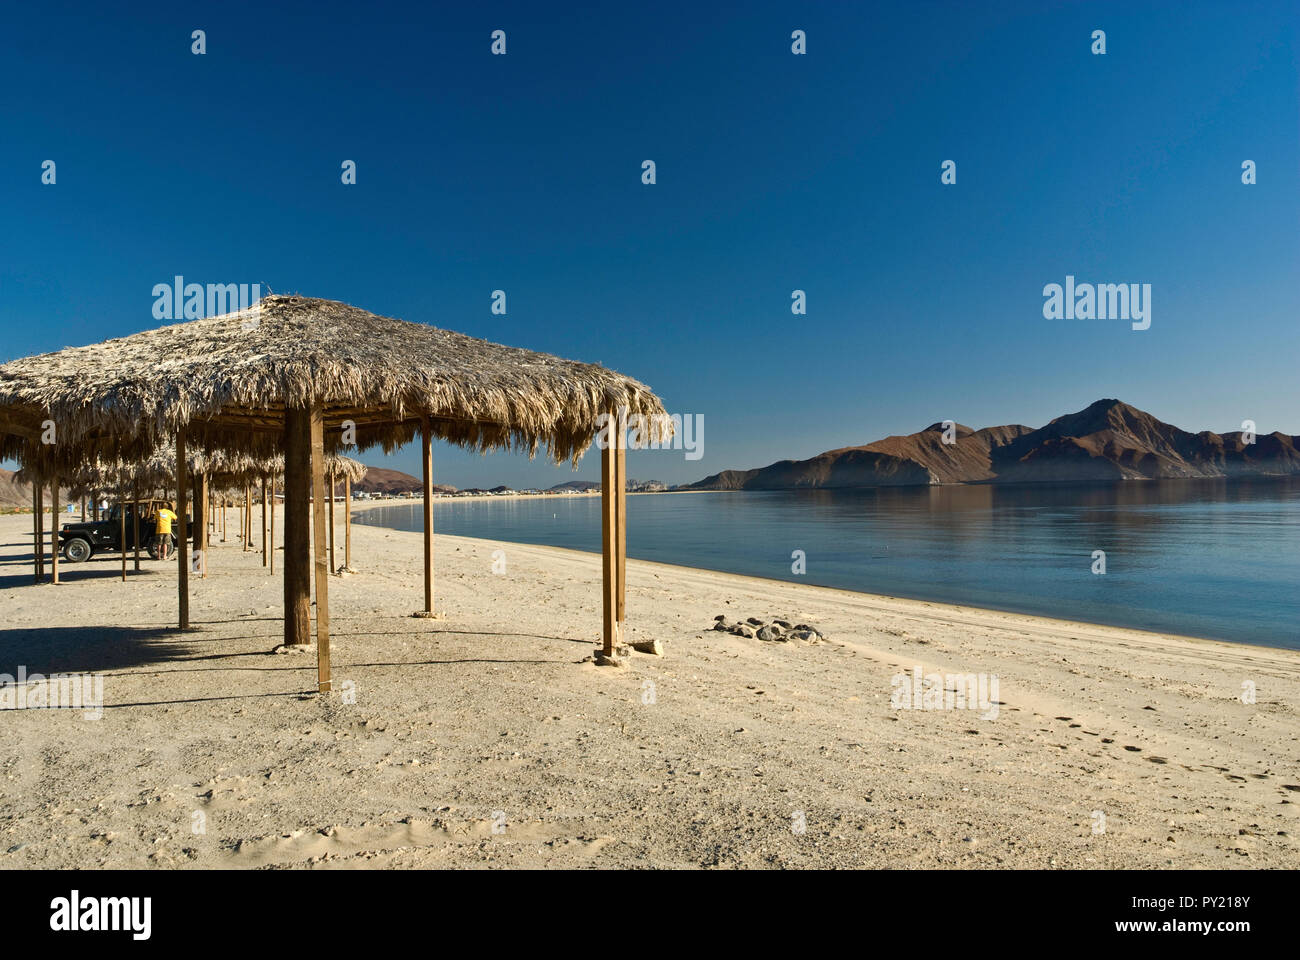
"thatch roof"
0,295,668,465
18,448,367,498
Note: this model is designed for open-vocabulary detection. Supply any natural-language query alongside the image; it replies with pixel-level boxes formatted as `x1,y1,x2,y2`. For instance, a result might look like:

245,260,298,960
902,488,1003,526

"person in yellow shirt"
152,503,178,560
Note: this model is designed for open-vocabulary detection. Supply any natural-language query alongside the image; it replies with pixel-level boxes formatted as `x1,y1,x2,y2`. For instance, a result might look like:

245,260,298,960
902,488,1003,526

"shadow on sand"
0,623,205,675
0,569,164,589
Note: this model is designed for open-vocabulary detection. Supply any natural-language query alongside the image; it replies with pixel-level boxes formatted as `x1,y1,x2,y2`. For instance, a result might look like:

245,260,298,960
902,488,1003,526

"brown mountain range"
0,468,77,509
354,467,455,496
686,400,1300,490
0,468,33,508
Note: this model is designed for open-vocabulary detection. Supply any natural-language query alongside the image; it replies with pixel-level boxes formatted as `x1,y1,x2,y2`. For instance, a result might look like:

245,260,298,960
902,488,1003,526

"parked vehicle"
58,500,181,562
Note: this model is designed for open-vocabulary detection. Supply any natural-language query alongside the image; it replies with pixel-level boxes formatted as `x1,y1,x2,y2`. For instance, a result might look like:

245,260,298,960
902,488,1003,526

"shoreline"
427,530,1279,658
345,488,703,510
347,505,1293,656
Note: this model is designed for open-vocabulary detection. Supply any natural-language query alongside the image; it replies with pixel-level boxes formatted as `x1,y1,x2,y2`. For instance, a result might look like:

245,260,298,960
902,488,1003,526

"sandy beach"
1,509,1297,869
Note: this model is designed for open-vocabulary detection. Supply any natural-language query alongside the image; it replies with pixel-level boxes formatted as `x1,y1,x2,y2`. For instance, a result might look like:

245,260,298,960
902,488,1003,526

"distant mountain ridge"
355,467,455,496
0,468,73,508
686,400,1300,490
0,467,31,508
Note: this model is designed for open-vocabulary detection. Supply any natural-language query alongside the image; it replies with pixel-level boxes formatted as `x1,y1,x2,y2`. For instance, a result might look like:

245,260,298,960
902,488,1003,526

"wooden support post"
328,472,336,574
616,442,626,630
198,473,208,577
176,429,190,629
221,495,226,542
283,410,311,646
600,442,619,655
35,485,44,582
133,481,141,572
241,486,248,551
32,487,38,584
421,415,434,615
50,478,60,585
344,476,352,570
261,477,268,567
269,476,275,575
309,403,331,692
194,477,205,556
119,481,126,582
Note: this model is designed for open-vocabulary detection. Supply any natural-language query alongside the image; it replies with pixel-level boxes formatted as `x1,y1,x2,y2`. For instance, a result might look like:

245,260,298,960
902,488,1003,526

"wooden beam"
269,475,275,575
344,476,352,570
51,477,60,585
198,473,208,577
133,481,141,573
261,477,268,567
328,472,336,574
421,415,434,615
600,441,619,655
309,403,332,692
34,485,43,582
176,429,190,629
0,412,42,440
283,409,311,647
616,442,626,628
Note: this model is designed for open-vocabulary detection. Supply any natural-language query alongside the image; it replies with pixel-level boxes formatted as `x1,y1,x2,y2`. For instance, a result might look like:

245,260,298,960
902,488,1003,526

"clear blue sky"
2,1,1296,488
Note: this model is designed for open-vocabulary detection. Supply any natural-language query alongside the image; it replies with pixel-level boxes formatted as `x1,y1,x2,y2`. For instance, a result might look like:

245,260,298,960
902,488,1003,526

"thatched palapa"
0,295,666,464
0,295,663,693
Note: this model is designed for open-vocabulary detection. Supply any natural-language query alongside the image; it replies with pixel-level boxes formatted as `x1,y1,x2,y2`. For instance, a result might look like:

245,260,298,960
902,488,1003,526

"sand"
0,509,1297,869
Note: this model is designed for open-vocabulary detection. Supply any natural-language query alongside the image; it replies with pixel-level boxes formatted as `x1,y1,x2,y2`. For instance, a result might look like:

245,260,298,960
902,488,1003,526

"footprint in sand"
1123,745,1142,752
1146,757,1168,765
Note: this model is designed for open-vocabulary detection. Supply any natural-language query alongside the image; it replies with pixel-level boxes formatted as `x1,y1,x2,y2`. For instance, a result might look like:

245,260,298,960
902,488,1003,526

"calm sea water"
354,479,1300,649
